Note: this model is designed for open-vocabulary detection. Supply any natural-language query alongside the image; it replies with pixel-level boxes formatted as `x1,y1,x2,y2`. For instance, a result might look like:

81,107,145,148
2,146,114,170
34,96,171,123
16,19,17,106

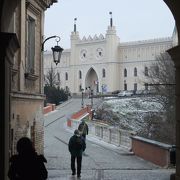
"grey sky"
44,0,175,50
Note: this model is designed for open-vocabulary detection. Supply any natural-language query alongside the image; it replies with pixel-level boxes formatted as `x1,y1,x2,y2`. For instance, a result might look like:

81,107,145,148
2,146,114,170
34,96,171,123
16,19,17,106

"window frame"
102,68,106,78
26,15,36,74
79,70,82,79
145,66,148,76
134,67,137,77
124,68,127,77
65,72,68,81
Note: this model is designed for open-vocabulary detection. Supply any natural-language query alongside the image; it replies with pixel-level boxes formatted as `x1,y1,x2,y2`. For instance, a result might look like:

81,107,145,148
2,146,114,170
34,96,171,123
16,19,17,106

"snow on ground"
106,97,163,113
99,96,163,132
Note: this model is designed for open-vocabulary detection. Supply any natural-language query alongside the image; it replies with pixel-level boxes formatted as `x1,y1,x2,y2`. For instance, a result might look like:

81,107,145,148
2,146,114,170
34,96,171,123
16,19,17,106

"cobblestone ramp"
48,169,174,180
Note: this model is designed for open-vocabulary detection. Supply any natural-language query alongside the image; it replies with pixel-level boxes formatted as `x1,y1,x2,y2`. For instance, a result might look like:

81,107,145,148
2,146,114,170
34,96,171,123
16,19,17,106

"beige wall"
10,0,55,155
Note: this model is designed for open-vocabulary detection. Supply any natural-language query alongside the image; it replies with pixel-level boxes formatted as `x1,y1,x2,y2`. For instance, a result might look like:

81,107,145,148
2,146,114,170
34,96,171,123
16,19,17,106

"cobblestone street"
44,99,175,180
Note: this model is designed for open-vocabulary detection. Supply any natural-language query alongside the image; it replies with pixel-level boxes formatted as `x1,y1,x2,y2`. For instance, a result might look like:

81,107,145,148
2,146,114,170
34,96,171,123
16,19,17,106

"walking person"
68,129,86,178
78,119,89,141
8,137,48,180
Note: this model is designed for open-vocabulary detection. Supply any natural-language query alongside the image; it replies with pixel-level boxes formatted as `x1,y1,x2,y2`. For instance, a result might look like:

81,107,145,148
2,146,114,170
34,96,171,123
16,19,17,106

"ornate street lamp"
42,35,63,65
51,37,63,65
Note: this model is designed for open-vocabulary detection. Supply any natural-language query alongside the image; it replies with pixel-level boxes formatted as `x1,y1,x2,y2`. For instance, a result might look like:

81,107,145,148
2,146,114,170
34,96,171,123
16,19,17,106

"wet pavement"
44,98,175,180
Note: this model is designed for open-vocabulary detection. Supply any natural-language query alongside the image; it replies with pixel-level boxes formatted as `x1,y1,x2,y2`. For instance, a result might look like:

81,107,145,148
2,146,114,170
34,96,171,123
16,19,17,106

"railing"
68,119,135,148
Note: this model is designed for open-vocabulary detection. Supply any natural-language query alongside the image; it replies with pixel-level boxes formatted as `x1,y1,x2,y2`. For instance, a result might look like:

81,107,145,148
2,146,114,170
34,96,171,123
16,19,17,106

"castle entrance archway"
85,68,99,95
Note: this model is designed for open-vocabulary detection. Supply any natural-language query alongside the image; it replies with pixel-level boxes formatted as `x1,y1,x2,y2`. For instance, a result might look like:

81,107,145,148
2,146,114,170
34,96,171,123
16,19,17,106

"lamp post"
91,89,93,108
81,88,84,108
42,35,63,65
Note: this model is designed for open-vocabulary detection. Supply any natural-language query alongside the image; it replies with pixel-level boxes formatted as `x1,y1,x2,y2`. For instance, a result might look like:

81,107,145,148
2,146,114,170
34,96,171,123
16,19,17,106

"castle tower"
70,18,79,66
105,12,120,91
105,12,119,62
70,18,80,92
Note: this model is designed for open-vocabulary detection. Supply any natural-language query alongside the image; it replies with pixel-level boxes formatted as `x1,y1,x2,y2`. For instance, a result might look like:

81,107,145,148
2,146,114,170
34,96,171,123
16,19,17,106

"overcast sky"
44,0,175,50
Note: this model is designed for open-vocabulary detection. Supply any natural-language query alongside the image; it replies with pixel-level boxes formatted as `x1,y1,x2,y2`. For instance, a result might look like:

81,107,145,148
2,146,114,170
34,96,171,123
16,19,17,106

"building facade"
44,18,177,96
9,0,57,155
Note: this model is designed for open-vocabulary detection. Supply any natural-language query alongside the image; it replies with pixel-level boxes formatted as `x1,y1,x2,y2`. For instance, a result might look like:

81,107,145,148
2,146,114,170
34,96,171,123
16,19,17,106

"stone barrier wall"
131,136,172,167
68,119,134,148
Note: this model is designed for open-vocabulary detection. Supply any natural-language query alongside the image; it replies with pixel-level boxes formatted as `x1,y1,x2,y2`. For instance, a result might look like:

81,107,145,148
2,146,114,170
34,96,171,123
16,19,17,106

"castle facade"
44,18,177,95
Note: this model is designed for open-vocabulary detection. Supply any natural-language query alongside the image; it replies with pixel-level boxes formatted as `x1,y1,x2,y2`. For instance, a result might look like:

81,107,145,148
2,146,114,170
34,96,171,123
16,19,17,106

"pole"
91,90,93,108
81,91,84,108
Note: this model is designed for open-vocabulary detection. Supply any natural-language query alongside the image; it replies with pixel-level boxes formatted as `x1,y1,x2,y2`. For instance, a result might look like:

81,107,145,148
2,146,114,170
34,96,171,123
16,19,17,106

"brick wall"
71,106,91,119
131,136,172,167
43,104,56,114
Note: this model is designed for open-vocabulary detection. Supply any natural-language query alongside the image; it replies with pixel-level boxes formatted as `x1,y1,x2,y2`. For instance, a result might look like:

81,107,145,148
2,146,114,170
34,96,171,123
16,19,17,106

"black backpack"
74,136,83,150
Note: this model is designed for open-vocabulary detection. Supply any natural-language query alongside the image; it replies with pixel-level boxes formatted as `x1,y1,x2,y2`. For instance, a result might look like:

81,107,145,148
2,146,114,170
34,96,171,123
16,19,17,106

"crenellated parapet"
80,34,105,43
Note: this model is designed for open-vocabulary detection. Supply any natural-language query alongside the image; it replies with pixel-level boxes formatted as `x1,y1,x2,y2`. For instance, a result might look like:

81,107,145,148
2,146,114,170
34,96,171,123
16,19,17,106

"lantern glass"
51,45,63,65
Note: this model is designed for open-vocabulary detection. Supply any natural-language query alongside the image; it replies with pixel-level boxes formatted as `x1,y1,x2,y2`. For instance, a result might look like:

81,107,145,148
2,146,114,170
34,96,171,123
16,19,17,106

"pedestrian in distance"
68,129,86,178
8,137,48,180
78,119,89,142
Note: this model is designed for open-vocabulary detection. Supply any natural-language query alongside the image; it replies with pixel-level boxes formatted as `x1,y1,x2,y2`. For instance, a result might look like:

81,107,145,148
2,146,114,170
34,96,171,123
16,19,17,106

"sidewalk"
44,98,175,180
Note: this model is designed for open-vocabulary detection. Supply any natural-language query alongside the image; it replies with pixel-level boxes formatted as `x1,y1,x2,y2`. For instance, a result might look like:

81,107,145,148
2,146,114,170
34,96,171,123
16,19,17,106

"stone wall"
131,136,172,167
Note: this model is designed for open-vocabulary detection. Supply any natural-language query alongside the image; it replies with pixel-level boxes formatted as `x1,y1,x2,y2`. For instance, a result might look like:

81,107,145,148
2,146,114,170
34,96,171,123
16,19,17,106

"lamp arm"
41,35,60,51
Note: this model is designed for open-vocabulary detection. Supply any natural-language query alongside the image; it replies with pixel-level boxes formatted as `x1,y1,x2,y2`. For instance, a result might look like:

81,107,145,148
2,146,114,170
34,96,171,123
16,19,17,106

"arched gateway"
85,68,99,94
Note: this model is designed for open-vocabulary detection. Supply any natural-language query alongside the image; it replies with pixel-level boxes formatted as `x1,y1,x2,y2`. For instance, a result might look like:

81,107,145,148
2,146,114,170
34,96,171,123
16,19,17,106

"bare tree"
143,52,176,144
44,64,59,87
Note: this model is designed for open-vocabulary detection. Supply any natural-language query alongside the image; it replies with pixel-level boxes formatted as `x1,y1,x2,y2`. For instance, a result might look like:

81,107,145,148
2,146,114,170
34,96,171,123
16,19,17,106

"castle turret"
105,12,120,92
70,18,79,66
105,12,119,62
70,18,80,93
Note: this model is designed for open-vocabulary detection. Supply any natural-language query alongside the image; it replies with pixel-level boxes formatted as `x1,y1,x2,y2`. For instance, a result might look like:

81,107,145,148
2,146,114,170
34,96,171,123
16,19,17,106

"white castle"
44,15,177,96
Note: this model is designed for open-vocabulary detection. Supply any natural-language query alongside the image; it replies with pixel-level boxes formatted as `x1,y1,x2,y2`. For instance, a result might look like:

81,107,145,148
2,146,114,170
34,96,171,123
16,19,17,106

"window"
27,16,35,74
102,69,106,78
65,86,69,92
124,83,127,90
145,83,148,90
145,67,148,76
124,68,127,77
79,85,82,92
79,70,82,79
57,72,60,81
65,72,68,80
134,67,137,77
134,83,137,91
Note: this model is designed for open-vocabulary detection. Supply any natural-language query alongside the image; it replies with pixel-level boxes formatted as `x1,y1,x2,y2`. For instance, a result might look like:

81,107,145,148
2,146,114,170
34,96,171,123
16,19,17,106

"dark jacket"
8,152,48,180
68,135,86,157
78,122,88,135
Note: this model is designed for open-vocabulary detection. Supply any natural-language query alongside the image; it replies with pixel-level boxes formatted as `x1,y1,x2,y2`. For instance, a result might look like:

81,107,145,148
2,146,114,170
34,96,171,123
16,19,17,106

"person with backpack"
68,129,86,178
8,137,48,180
78,119,89,141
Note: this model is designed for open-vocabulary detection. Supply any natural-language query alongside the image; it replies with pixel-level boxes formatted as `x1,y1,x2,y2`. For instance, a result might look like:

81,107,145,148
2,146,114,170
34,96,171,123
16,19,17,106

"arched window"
145,67,148,76
124,68,127,77
102,68,106,78
134,67,137,77
124,83,127,90
65,72,68,80
65,86,69,92
79,70,82,79
134,83,137,91
145,83,148,90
